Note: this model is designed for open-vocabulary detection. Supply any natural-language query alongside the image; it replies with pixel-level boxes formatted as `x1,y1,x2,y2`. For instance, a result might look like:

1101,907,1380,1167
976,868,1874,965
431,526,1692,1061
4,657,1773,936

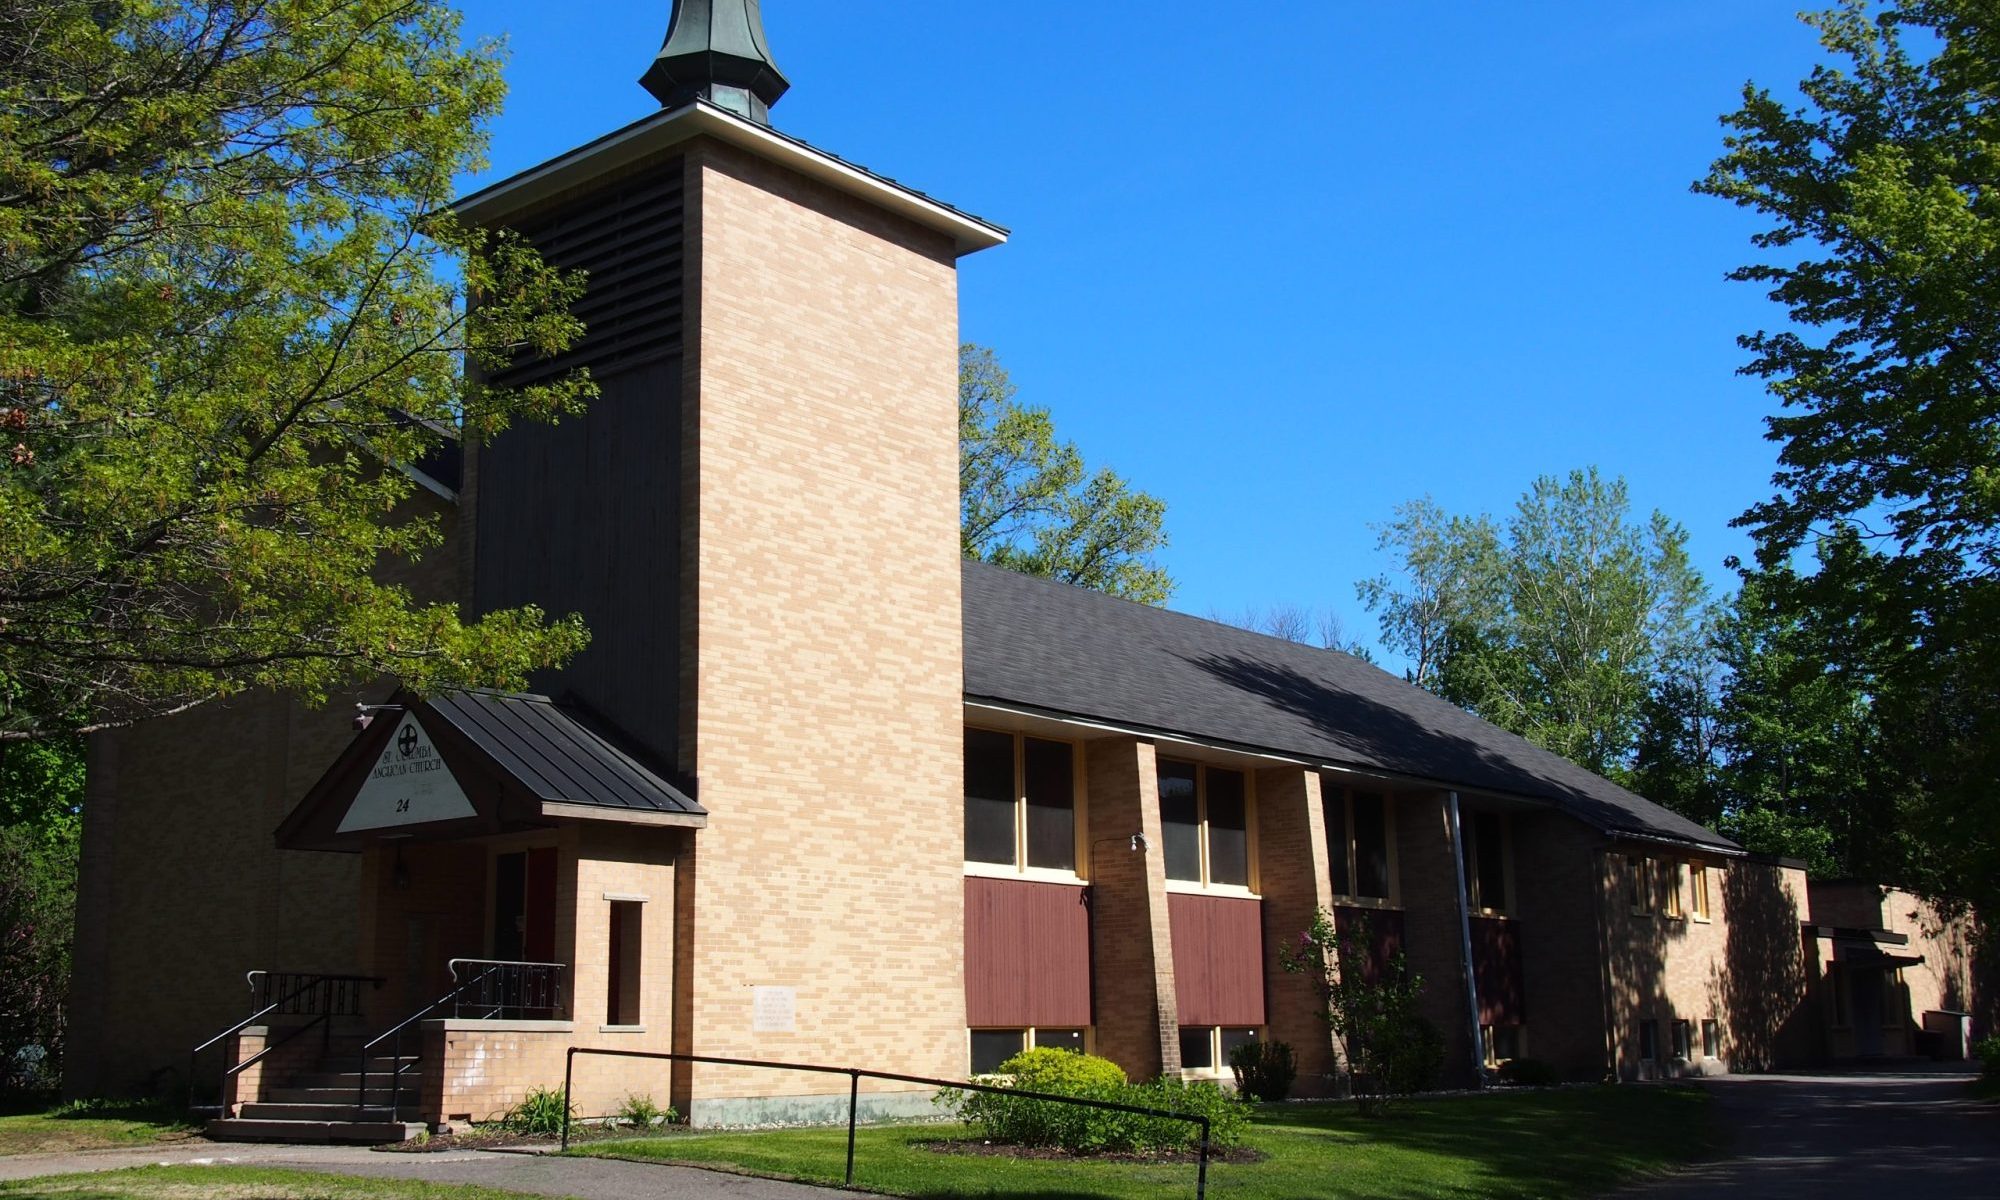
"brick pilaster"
1255,767,1336,1094
1086,738,1180,1080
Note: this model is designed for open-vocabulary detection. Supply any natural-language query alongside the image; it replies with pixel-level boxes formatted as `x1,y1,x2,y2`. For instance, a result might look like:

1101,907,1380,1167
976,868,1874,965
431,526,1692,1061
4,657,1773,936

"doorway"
492,848,558,963
1852,967,1885,1056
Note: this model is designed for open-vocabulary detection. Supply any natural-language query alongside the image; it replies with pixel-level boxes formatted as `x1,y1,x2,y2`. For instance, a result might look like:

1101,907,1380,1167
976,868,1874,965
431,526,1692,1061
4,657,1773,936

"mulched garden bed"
917,1138,1265,1165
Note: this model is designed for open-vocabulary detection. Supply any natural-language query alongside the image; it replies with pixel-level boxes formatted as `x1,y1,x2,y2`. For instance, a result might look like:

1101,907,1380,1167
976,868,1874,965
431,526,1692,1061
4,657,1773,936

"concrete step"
206,1117,423,1144
263,1085,417,1106
238,1102,411,1122
284,1068,421,1089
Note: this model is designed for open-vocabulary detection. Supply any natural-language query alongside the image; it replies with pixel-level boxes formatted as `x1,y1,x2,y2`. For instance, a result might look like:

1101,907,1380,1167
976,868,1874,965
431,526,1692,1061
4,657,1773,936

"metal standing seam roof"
962,561,1738,852
423,690,703,819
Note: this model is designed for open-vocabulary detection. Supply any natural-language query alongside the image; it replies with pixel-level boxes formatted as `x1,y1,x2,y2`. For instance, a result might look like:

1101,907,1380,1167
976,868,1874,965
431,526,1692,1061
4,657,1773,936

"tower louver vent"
492,157,685,388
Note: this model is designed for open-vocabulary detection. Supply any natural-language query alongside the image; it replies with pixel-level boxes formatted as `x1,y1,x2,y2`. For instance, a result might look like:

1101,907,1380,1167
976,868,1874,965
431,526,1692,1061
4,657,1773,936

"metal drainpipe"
1447,792,1488,1088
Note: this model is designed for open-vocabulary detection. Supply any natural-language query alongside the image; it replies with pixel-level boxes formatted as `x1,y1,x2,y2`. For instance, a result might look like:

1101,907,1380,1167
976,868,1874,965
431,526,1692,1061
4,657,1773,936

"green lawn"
0,1104,195,1158
579,1085,1717,1199
0,1166,539,1200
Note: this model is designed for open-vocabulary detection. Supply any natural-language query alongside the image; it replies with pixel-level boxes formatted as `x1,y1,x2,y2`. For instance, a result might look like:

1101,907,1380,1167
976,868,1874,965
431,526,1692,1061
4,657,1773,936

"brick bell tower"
457,0,1006,1122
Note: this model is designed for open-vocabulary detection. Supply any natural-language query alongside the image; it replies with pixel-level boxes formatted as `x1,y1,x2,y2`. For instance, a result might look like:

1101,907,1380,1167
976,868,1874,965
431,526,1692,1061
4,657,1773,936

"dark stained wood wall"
473,157,687,771
964,877,1092,1027
1471,916,1525,1025
1169,893,1266,1027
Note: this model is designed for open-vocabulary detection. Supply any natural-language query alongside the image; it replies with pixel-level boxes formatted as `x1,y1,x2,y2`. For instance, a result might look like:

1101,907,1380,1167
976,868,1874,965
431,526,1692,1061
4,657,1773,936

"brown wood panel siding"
473,357,682,769
493,157,685,388
1169,893,1266,1027
1332,905,1406,986
1471,916,1525,1025
964,877,1092,1028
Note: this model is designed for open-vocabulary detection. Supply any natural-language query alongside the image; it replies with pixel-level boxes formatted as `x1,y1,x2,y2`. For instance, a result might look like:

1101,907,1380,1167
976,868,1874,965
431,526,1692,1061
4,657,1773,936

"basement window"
969,1027,1090,1074
1673,1020,1693,1061
1178,1026,1260,1076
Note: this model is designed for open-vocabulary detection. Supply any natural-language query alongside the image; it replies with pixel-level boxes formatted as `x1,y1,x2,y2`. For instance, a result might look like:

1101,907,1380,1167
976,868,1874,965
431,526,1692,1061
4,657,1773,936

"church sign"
336,714,477,833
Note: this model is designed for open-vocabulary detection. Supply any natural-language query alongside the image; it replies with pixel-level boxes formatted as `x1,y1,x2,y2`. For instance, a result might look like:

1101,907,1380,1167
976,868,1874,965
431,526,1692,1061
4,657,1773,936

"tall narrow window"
1206,769,1249,887
1702,1018,1720,1058
1159,761,1202,883
1460,811,1510,914
1323,790,1352,896
1352,792,1391,900
606,901,643,1027
1023,738,1076,871
1672,1020,1692,1060
1663,861,1686,919
963,729,1082,875
1690,863,1712,921
964,729,1016,866
1627,855,1651,915
1156,761,1254,890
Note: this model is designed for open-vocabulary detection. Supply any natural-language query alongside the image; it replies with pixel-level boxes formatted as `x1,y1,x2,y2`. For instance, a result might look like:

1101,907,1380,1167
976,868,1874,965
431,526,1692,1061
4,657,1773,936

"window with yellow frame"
963,727,1085,879
1157,759,1256,893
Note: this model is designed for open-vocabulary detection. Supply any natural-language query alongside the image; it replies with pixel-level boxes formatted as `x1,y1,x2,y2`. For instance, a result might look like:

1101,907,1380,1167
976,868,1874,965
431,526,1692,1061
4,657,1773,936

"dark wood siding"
1169,893,1266,1027
1332,905,1407,985
964,877,1092,1028
473,355,683,767
1471,916,1525,1025
492,157,685,388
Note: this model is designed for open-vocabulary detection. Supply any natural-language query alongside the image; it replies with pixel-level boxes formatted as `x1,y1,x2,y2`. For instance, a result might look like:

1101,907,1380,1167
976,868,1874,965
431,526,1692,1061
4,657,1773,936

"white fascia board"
454,102,1008,257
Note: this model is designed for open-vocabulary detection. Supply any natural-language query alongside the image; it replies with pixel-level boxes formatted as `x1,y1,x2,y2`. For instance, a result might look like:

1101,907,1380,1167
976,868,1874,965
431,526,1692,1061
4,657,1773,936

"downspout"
1446,792,1488,1088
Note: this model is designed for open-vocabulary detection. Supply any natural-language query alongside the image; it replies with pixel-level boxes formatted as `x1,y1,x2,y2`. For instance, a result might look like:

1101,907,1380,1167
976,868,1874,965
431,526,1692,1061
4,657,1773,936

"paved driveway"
1615,1066,1998,1199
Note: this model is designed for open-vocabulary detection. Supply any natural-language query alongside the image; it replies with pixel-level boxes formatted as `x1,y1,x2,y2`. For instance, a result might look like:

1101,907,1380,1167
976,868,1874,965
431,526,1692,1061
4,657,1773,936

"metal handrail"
188,972,383,1114
561,1047,1216,1198
357,960,568,1118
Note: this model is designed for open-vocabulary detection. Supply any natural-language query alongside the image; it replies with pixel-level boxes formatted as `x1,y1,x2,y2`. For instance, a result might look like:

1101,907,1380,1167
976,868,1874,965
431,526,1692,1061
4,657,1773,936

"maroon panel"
1169,893,1266,1027
524,847,558,964
1332,905,1406,985
1471,916,1525,1025
964,877,1092,1027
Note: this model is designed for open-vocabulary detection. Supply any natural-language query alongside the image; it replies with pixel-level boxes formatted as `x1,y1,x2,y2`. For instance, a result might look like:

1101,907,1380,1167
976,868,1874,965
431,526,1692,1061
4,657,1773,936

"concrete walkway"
1615,1066,1998,1199
0,1140,840,1198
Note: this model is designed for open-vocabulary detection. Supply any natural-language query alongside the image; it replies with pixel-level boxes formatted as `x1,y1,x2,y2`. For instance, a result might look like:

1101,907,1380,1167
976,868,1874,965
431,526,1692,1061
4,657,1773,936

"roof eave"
453,101,1009,257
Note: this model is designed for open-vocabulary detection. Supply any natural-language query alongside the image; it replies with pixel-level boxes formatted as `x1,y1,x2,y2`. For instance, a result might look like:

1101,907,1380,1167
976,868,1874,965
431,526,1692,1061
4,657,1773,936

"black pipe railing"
357,960,567,1118
560,1047,1215,1199
188,972,382,1115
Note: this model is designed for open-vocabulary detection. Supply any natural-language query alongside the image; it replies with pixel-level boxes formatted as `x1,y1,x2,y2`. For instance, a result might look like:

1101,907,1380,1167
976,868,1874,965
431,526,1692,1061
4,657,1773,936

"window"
1482,1024,1523,1067
1830,966,1851,1028
1460,810,1510,914
1702,1019,1720,1059
969,1028,1090,1074
1323,785,1395,904
1179,1026,1260,1075
1158,761,1254,891
1690,863,1712,921
970,1029,1026,1075
1663,862,1686,920
1627,855,1651,916
1672,1019,1692,1061
964,729,1079,875
606,900,643,1027
1639,1019,1660,1063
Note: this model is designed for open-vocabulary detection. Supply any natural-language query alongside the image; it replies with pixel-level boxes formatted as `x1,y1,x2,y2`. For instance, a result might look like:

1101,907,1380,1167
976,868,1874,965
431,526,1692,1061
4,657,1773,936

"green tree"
1361,470,1711,778
0,0,594,742
959,345,1173,604
1698,0,2000,908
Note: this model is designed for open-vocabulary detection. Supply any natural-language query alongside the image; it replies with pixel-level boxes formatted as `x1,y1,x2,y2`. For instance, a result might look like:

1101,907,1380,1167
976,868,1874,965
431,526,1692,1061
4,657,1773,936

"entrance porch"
199,690,703,1141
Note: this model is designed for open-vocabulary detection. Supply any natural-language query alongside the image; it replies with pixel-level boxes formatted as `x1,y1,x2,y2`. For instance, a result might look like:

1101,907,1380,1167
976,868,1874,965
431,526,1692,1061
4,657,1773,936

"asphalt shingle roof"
962,561,1735,851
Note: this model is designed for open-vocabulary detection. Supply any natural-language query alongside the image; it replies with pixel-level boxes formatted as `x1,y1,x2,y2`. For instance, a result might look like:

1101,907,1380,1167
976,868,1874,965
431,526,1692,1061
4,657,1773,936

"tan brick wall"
1602,850,1810,1077
66,490,460,1098
672,137,966,1117
1254,767,1336,1093
1085,737,1179,1080
1510,811,1612,1080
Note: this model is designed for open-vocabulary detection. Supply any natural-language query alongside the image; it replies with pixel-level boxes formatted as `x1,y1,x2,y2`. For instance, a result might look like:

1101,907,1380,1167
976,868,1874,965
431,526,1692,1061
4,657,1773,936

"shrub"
1281,908,1445,1112
1229,1039,1296,1102
616,1093,674,1128
1499,1057,1561,1088
505,1087,573,1136
940,1049,1249,1154
1976,1035,2000,1080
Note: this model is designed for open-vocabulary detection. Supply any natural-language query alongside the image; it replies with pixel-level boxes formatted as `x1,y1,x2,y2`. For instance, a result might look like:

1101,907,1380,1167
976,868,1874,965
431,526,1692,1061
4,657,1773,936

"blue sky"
454,1,1830,657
